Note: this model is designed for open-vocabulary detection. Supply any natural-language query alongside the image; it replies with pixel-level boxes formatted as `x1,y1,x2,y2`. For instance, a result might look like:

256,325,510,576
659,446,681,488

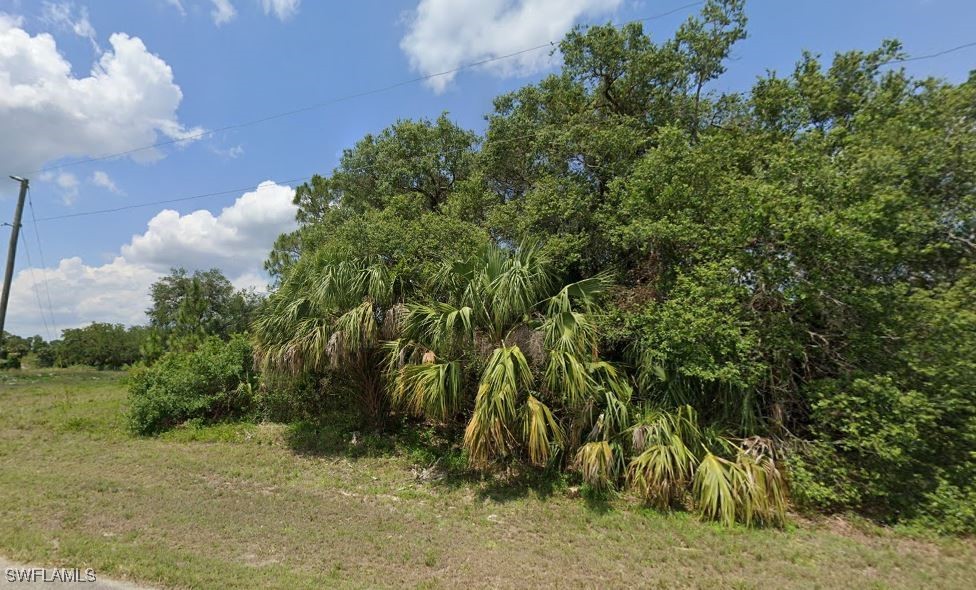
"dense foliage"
143,268,261,359
254,0,975,530
0,332,50,369
57,323,148,369
2,326,143,370
127,335,256,435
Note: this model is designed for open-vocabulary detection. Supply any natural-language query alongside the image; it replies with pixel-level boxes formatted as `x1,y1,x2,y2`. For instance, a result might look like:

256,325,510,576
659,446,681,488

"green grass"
1,368,974,589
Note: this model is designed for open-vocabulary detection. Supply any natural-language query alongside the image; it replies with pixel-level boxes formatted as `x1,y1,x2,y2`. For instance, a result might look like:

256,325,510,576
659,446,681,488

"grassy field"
0,368,973,589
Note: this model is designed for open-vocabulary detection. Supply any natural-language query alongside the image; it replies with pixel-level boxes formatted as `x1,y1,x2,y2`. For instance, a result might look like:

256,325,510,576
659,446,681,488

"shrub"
127,335,256,435
58,323,146,369
255,371,340,423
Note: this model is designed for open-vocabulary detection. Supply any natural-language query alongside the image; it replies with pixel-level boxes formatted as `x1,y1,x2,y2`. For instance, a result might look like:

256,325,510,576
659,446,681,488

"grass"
0,368,974,589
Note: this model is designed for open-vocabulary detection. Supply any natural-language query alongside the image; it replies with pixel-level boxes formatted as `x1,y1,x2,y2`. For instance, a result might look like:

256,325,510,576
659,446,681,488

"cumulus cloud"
7,257,162,338
400,0,622,93
260,0,301,21
5,181,297,337
210,0,237,25
0,15,202,179
121,181,298,276
91,170,123,194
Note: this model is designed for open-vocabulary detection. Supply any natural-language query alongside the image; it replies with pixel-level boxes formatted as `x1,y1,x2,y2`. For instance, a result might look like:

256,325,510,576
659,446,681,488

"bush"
794,376,939,514
255,371,340,423
59,323,146,369
127,335,256,435
0,355,20,370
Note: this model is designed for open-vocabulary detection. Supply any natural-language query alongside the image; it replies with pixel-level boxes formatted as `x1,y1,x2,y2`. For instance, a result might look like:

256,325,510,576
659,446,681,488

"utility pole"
0,176,28,348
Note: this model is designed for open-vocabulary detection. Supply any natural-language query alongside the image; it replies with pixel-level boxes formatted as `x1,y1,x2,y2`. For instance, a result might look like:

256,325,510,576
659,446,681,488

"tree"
256,0,976,529
388,243,628,468
479,0,747,277
57,323,145,369
265,115,486,281
252,253,402,424
146,268,261,354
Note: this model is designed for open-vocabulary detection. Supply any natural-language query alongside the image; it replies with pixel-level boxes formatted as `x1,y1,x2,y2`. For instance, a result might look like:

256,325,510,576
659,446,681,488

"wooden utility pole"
0,176,28,347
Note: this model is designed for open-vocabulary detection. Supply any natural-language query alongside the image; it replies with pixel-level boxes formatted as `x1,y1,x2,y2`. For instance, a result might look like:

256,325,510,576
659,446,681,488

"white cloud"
161,1,299,25
5,181,298,337
210,0,237,25
91,170,123,194
400,0,622,93
212,144,244,159
260,0,301,21
7,257,161,338
41,2,99,51
0,15,202,179
47,172,80,204
122,181,297,275
164,0,187,16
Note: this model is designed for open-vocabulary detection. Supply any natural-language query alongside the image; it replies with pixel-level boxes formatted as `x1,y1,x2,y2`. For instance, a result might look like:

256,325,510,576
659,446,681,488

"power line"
881,41,976,66
28,1,706,176
24,8,976,225
27,188,58,337
32,119,598,223
17,225,52,340
17,2,976,181
34,176,314,222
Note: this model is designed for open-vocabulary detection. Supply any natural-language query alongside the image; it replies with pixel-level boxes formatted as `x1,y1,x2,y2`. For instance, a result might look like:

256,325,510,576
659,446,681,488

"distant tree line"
0,267,260,370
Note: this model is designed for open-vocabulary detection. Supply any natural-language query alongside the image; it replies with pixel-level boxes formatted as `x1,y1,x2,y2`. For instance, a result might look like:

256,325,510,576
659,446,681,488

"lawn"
0,368,973,589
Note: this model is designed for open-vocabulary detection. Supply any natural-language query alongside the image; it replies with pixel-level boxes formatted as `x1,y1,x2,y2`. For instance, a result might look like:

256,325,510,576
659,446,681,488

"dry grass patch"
0,368,973,589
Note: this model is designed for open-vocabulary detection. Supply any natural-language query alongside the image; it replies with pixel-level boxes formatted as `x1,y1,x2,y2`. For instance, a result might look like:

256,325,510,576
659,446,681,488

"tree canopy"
251,0,974,530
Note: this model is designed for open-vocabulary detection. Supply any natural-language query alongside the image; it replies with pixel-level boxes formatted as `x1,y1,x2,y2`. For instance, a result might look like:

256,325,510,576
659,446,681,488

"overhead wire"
32,114,636,223
881,40,976,66
29,29,976,224
26,187,59,336
20,1,976,226
27,1,706,176
16,222,53,340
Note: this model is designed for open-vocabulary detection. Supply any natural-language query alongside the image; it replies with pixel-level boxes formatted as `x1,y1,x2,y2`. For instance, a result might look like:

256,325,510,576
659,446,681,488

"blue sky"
1,0,974,338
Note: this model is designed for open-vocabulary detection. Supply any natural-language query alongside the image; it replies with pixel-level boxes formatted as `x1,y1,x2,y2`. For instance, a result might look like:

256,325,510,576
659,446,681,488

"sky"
0,0,973,339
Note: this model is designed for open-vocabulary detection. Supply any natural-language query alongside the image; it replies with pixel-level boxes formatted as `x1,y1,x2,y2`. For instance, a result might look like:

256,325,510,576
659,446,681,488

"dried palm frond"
693,452,737,526
521,394,563,466
575,440,616,490
627,434,698,508
392,361,464,422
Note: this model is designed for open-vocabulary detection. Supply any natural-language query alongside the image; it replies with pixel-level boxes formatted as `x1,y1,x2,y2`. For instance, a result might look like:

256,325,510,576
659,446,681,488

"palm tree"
387,243,631,468
624,405,788,526
252,250,400,424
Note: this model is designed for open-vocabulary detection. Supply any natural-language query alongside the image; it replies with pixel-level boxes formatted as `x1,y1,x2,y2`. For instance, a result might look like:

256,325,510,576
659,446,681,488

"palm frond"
627,341,668,395
732,437,789,526
575,441,612,490
627,439,698,508
693,452,736,526
544,349,594,408
331,300,379,361
545,272,614,315
464,345,533,468
521,394,563,466
542,310,598,357
392,360,464,421
401,302,474,354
